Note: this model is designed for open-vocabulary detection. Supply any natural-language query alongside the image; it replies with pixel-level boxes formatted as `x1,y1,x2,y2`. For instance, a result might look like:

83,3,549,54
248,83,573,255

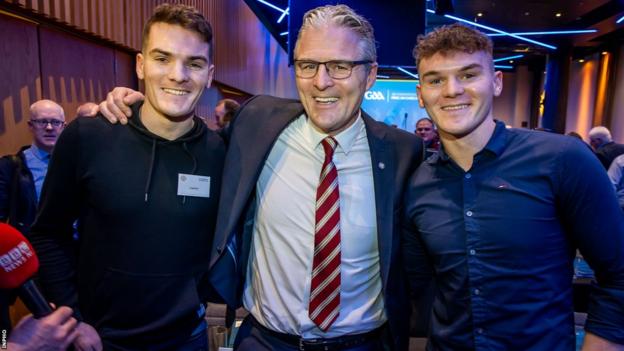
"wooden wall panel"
39,26,116,121
6,0,297,97
0,13,41,155
114,49,137,89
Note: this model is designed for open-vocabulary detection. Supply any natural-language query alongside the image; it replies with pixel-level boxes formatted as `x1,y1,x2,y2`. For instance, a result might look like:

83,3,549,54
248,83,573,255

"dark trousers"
102,320,208,351
234,316,386,351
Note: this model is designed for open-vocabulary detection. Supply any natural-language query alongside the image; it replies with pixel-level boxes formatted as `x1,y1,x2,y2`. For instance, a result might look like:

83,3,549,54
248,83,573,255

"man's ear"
136,53,145,80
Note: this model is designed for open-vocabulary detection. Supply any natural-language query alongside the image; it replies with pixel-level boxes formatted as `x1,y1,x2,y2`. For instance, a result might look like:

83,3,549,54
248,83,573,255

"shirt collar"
305,110,364,155
428,120,509,165
28,143,51,161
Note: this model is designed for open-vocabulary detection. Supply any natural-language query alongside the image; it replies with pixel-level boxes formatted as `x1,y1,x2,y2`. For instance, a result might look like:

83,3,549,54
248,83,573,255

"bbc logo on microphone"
0,241,33,272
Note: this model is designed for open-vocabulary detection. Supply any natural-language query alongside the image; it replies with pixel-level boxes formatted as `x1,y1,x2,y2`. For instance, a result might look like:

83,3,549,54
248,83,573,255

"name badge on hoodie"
177,173,210,198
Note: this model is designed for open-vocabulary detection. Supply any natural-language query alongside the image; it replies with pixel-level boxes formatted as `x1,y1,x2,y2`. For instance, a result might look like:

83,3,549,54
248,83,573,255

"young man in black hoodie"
29,4,224,350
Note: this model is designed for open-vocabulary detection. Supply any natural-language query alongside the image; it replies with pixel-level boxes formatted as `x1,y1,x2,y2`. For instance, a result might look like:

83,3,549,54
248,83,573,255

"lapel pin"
378,162,385,170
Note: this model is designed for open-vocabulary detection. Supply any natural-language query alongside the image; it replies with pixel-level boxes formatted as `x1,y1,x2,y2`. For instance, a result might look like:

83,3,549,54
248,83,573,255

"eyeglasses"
29,119,65,128
294,60,373,79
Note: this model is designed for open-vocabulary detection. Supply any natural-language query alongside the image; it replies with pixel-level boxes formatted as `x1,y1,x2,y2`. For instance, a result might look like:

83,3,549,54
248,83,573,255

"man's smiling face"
137,22,214,121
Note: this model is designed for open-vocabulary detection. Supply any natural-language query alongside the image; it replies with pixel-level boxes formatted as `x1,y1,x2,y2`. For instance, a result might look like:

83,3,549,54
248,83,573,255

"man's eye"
332,64,351,71
154,56,168,63
300,63,317,70
461,73,476,80
427,78,442,85
189,62,204,69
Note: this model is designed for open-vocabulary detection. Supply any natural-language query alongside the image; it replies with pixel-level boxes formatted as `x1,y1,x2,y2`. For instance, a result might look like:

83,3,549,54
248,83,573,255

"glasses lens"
296,61,318,78
327,62,353,79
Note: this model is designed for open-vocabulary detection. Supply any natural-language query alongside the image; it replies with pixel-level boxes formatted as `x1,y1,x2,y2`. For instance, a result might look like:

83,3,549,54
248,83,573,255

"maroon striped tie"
309,137,341,331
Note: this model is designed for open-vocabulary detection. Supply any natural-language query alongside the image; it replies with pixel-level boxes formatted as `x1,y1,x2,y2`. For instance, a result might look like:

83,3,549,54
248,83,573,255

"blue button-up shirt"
23,144,50,202
404,121,624,350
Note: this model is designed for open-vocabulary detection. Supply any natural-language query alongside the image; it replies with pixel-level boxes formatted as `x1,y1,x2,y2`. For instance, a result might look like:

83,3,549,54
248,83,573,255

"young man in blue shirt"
404,23,624,350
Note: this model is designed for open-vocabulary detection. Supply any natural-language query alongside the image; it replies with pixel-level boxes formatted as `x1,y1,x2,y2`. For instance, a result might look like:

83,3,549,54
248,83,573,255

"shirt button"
466,210,473,217
465,173,472,179
476,328,484,334
469,249,476,255
474,288,481,295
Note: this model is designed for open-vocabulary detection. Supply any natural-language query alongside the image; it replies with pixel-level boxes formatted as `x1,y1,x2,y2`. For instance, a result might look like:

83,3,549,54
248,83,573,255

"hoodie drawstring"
144,139,157,202
181,142,198,205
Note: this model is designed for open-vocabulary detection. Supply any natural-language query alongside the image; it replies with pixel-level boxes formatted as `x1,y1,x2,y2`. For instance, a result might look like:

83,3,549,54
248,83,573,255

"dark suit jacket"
209,95,424,350
0,146,37,237
596,141,624,170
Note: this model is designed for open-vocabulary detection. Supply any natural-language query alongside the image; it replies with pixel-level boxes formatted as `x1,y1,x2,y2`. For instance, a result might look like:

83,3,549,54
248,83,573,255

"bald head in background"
28,100,65,153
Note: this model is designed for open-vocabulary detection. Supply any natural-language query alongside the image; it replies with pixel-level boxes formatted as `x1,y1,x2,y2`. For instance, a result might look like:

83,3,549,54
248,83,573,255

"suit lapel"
224,99,304,244
362,113,395,291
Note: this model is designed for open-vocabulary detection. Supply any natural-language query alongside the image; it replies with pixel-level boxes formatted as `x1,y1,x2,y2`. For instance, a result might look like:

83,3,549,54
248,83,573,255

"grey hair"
295,4,377,61
589,126,613,142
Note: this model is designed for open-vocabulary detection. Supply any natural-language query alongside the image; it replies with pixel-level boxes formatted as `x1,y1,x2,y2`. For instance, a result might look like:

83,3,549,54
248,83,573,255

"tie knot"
321,137,338,158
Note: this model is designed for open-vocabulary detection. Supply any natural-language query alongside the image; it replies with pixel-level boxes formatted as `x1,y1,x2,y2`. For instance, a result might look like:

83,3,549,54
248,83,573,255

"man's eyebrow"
148,49,208,62
420,63,484,79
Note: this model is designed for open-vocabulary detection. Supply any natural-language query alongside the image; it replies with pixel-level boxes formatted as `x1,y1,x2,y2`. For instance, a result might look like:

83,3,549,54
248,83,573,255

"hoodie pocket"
90,267,202,339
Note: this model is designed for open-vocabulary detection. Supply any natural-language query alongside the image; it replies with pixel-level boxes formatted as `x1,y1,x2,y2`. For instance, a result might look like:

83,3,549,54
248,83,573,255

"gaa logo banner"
365,91,385,101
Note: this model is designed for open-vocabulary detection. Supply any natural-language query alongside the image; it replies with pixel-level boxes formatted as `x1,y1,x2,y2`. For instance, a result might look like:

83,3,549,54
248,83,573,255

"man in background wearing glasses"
0,99,65,238
0,99,65,338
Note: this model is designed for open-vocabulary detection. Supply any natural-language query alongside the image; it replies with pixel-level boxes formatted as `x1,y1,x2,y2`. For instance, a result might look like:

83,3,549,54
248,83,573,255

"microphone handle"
18,280,53,318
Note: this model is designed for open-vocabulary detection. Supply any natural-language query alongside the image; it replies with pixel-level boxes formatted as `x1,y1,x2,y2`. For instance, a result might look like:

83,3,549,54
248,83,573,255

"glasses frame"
293,60,373,79
29,119,65,128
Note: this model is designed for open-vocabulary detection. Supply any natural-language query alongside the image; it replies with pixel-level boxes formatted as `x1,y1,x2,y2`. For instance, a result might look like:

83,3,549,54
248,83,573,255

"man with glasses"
0,99,65,338
98,4,423,350
0,99,65,237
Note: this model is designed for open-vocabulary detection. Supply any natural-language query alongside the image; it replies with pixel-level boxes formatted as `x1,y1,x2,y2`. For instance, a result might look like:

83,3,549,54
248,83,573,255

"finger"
60,316,78,335
98,101,117,123
61,327,80,349
122,91,145,114
108,92,128,123
105,93,127,124
45,306,73,324
112,88,133,119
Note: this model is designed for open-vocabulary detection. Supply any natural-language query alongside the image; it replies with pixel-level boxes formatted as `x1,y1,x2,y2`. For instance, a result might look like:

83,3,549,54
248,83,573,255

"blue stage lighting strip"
493,54,524,62
488,29,597,36
426,9,557,50
494,65,513,69
396,67,419,79
617,15,624,24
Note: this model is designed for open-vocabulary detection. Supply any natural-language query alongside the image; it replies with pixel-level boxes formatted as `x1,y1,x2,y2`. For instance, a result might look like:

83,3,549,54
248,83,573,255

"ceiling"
246,0,624,79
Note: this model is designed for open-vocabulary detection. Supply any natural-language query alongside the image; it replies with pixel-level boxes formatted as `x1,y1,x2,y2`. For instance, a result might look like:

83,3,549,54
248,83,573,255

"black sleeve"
0,157,15,222
29,121,84,320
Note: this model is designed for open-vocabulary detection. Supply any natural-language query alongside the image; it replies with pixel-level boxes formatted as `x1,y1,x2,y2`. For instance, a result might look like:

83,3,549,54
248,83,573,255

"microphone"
0,223,53,318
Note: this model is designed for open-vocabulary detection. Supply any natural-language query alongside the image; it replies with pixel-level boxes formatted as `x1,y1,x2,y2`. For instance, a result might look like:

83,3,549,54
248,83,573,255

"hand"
7,306,79,351
582,332,624,351
99,87,144,124
73,321,103,351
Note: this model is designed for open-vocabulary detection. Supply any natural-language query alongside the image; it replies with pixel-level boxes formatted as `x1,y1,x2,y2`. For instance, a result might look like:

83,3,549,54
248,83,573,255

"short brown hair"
142,4,213,59
413,23,493,71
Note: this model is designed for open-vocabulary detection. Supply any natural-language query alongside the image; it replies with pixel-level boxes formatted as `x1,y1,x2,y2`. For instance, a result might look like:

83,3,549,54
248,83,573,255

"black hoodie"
30,102,225,348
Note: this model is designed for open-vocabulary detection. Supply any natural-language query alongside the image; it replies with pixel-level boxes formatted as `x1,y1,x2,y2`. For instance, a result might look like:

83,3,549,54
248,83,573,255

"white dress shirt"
243,113,386,338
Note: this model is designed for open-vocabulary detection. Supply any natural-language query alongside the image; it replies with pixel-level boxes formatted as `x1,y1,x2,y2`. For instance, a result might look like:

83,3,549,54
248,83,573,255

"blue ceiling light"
494,64,513,69
396,67,419,79
277,7,289,24
488,29,597,36
443,14,557,50
493,54,524,62
617,15,624,24
280,31,288,36
376,74,390,79
257,0,287,14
